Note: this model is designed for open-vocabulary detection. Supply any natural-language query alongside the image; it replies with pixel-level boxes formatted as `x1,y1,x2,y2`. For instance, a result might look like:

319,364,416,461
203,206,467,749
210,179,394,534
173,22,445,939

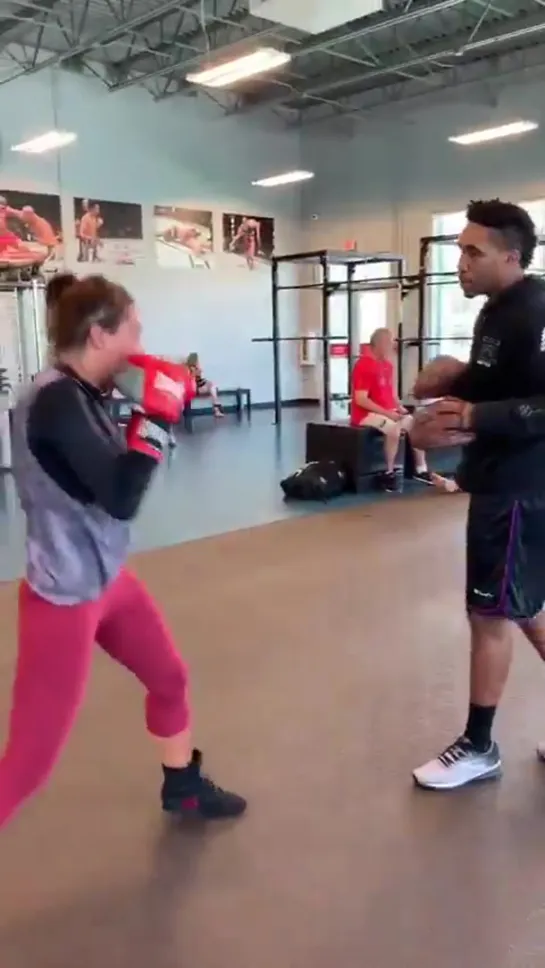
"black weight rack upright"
253,249,406,425
416,232,545,370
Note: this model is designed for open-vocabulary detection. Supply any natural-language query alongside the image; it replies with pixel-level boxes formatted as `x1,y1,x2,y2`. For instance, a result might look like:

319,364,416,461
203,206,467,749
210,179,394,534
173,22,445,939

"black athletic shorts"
466,494,545,620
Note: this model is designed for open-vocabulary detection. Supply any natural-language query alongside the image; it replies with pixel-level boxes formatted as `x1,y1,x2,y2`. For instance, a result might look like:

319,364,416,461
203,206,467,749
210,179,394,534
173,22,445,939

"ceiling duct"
248,0,383,36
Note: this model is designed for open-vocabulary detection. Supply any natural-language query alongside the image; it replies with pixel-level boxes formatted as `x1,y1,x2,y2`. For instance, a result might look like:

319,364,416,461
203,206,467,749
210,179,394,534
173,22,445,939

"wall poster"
73,197,145,265
222,213,275,271
0,190,63,276
154,205,214,269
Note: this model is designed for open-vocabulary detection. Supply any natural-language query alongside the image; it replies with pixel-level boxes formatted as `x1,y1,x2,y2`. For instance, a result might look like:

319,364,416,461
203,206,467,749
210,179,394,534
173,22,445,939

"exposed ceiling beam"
110,7,383,95
109,22,285,92
0,0,58,42
153,0,468,106
109,3,251,81
0,0,201,86
237,7,545,114
297,40,545,129
281,0,467,61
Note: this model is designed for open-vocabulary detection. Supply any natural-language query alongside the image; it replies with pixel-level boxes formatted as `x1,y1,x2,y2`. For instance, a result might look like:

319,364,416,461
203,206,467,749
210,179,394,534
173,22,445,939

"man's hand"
429,397,474,428
412,356,468,401
409,397,475,450
397,405,409,416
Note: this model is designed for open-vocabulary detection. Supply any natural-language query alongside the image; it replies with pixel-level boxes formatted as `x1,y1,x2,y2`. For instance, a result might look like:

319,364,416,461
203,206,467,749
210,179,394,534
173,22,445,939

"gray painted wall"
0,67,305,403
301,76,545,219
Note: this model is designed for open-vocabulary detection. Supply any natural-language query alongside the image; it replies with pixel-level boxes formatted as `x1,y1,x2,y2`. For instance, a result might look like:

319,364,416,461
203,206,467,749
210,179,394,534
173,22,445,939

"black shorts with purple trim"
466,494,545,620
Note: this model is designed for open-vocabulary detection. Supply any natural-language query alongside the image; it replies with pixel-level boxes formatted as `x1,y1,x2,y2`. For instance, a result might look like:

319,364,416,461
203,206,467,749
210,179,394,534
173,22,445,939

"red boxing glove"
114,354,189,423
125,412,170,462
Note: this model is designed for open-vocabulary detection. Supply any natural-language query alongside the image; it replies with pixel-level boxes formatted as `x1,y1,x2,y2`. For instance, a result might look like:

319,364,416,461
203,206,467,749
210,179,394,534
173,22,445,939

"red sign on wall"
330,343,349,358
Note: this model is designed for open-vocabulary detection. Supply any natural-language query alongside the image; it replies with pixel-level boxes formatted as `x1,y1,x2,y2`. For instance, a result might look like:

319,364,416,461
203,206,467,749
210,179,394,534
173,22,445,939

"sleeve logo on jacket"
476,335,500,368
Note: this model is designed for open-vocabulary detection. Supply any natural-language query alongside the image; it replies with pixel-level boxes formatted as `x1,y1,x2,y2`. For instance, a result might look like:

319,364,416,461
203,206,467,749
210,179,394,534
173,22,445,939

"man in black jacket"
411,199,545,790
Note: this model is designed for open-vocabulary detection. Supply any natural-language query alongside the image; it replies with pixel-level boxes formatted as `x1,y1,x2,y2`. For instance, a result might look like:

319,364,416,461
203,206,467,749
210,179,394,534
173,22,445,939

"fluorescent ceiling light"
448,120,538,146
252,170,315,187
11,130,77,154
187,47,291,88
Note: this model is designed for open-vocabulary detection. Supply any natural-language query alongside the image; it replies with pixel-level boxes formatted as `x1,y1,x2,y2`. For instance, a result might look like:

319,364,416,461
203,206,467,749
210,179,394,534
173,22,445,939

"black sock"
162,751,199,789
465,703,496,751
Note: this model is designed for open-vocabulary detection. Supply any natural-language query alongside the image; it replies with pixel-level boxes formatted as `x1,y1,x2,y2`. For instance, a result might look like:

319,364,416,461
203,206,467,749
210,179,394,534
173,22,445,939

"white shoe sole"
413,761,502,791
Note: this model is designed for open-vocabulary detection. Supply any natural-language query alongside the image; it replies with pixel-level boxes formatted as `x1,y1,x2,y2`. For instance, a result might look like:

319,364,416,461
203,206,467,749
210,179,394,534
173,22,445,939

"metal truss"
294,42,545,132
134,0,473,102
0,0,252,86
0,0,542,128
229,2,544,117
107,8,287,96
287,7,545,126
0,0,482,89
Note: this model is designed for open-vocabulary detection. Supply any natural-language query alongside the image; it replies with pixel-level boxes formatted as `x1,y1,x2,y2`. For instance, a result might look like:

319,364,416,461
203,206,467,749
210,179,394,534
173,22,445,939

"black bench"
107,387,252,434
183,386,251,431
305,420,405,493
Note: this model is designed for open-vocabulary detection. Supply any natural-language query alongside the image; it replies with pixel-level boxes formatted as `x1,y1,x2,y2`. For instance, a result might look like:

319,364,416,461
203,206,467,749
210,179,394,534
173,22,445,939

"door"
327,261,392,406
327,264,349,402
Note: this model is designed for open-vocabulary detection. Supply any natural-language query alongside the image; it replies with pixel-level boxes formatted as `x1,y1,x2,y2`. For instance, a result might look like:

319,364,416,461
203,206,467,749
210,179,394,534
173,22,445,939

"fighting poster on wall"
222,213,275,271
73,198,145,265
154,206,214,269
0,190,64,275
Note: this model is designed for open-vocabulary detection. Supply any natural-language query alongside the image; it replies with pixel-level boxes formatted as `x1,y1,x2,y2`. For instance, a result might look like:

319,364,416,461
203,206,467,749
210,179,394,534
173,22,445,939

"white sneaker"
413,736,502,790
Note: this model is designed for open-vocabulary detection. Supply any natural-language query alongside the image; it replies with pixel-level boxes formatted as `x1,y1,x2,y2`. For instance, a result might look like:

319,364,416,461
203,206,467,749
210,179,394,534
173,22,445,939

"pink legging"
0,569,190,829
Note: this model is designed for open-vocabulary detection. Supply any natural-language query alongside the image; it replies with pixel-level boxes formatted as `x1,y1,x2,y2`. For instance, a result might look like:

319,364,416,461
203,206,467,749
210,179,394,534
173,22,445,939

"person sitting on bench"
185,353,223,418
350,328,432,492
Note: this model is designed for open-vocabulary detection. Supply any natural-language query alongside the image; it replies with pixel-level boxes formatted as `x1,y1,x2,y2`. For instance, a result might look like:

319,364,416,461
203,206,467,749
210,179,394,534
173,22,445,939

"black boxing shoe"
382,471,400,493
161,749,247,819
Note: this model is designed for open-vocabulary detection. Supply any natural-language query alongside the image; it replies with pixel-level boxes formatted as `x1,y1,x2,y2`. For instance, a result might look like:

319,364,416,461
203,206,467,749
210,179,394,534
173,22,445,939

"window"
429,199,545,360
429,236,483,361
519,200,545,271
434,210,465,237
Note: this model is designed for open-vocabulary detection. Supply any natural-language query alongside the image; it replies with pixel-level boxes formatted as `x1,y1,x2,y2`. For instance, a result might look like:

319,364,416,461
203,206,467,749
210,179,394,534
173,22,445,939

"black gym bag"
280,460,348,502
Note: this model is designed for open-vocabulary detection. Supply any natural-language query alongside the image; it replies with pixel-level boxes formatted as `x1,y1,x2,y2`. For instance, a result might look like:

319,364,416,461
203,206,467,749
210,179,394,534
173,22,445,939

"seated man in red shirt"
350,328,432,491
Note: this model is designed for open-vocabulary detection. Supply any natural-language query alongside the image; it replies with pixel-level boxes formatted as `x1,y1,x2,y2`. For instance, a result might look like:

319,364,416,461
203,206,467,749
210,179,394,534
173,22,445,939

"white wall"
0,66,305,403
301,77,545,239
299,76,545,392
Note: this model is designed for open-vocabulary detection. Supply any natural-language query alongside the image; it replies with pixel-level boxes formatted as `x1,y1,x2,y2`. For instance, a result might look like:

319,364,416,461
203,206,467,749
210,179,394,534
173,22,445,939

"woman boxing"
0,273,246,829
186,352,224,417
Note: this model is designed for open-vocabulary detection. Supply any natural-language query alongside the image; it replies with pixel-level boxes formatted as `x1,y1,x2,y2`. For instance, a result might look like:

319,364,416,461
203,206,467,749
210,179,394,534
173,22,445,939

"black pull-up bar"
261,239,515,425
264,249,406,425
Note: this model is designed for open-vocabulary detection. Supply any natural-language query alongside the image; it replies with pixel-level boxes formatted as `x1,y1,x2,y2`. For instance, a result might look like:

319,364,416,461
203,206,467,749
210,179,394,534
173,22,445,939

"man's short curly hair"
466,198,537,270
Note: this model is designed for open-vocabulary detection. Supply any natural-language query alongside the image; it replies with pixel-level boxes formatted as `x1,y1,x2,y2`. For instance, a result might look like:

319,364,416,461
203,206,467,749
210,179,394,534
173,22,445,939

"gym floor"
1,408,544,968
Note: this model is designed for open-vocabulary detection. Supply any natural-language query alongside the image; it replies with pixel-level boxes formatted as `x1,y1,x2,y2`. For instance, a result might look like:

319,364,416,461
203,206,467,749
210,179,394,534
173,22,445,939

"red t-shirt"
350,352,396,426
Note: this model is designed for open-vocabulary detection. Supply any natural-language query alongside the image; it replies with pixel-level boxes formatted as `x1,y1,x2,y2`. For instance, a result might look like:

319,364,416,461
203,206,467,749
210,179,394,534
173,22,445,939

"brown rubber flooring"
1,493,545,967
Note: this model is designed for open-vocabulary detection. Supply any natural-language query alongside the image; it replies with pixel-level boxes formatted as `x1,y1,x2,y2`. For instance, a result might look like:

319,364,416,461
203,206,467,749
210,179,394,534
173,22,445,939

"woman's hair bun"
45,272,78,309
